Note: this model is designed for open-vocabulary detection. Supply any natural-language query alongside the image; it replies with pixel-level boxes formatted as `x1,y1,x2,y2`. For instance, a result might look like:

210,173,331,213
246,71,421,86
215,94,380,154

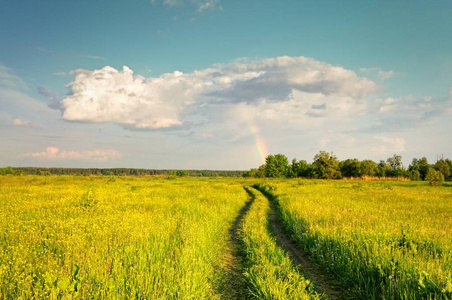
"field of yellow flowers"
0,176,247,299
256,180,452,299
1,175,451,299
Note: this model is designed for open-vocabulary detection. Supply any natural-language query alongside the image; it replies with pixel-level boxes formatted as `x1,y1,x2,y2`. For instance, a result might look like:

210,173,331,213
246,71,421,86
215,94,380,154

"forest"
243,151,451,185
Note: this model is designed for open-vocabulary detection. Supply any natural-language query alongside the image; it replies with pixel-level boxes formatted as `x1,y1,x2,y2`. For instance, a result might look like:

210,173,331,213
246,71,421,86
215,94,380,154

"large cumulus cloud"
61,56,379,129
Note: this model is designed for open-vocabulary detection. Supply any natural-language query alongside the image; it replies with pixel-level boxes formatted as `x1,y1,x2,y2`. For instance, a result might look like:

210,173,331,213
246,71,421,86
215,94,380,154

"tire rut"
252,186,345,300
221,187,255,299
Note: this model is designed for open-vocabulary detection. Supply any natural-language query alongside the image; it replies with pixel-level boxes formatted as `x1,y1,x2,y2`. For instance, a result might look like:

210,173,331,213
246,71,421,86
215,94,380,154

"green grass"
0,176,247,299
240,187,321,299
256,180,452,299
1,176,451,299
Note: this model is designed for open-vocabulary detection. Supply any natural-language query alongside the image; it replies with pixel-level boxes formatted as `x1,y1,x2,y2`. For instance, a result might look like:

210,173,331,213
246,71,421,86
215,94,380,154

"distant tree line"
0,167,244,177
243,151,452,185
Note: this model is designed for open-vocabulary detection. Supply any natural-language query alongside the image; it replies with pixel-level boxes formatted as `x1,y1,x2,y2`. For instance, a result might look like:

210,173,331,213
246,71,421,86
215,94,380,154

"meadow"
256,180,452,299
0,175,451,299
0,176,247,299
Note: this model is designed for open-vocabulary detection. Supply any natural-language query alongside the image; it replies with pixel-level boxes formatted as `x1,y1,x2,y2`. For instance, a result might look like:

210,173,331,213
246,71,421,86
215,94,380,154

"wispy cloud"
22,147,122,162
161,0,222,13
53,72,67,77
12,118,32,127
0,65,27,89
37,86,61,110
196,0,222,13
359,67,394,80
373,136,406,154
163,0,184,6
36,46,53,53
79,55,107,60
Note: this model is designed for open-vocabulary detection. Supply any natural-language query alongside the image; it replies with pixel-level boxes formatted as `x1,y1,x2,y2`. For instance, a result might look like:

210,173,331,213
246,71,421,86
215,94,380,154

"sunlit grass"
240,187,321,299
257,180,452,299
0,176,247,299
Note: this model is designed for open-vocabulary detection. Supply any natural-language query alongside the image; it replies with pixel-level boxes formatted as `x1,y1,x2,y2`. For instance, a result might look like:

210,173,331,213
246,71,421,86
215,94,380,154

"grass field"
0,176,247,299
240,187,320,299
0,175,451,299
256,180,452,299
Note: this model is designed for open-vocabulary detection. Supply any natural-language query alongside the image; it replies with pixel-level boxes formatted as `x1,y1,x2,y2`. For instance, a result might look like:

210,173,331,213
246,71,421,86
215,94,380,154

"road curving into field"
251,185,345,300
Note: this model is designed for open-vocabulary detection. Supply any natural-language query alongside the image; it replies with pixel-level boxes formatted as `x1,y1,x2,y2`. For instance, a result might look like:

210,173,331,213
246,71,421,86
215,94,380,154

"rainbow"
245,118,268,164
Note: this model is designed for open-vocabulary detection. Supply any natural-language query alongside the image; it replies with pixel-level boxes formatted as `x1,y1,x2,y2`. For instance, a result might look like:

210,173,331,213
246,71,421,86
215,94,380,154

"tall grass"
257,180,452,299
0,176,247,299
240,187,321,299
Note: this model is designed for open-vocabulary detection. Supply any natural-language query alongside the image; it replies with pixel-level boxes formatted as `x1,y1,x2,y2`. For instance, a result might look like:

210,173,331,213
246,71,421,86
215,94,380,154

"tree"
0,166,14,175
264,154,289,178
409,157,430,180
312,151,341,179
339,159,362,178
290,159,310,178
410,170,421,181
360,160,377,177
387,154,402,170
386,154,406,177
447,159,452,180
426,167,444,186
434,158,450,181
376,160,391,177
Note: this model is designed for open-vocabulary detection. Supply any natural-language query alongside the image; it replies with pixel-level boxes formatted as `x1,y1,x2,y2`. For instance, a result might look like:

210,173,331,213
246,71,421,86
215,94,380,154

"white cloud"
371,94,448,128
0,65,27,89
161,0,222,13
373,136,406,154
196,0,222,13
360,67,394,80
79,55,107,60
1,84,53,115
318,138,331,147
13,118,32,127
61,56,379,129
54,72,67,77
163,0,184,6
22,147,122,162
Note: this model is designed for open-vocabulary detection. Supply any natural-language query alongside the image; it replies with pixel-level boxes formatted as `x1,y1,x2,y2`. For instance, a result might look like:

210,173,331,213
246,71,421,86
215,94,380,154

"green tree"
409,157,430,180
376,160,391,177
1,166,14,175
290,159,310,178
446,159,452,180
434,158,450,181
360,160,377,177
244,165,266,178
426,167,444,186
410,170,421,181
386,154,406,177
264,154,289,178
312,151,341,179
339,159,362,178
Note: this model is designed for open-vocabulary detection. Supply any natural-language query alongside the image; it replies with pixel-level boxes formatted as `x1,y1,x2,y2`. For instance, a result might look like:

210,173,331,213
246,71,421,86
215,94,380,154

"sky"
1,0,451,170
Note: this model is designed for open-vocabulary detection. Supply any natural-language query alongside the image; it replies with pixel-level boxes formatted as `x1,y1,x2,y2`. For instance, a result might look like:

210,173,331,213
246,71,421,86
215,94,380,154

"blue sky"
1,0,451,169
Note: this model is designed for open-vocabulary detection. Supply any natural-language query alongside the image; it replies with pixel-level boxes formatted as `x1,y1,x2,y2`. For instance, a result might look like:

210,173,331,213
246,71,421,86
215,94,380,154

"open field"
0,176,247,298
0,176,451,299
256,180,452,299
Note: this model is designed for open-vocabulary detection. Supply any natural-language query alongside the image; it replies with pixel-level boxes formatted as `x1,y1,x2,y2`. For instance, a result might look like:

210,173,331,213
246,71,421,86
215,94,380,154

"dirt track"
223,186,344,299
256,187,345,300
221,187,255,299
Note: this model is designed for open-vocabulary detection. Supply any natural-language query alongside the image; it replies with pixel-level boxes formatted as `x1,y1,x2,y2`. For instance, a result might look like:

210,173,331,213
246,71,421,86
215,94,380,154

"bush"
425,168,444,186
410,170,421,181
